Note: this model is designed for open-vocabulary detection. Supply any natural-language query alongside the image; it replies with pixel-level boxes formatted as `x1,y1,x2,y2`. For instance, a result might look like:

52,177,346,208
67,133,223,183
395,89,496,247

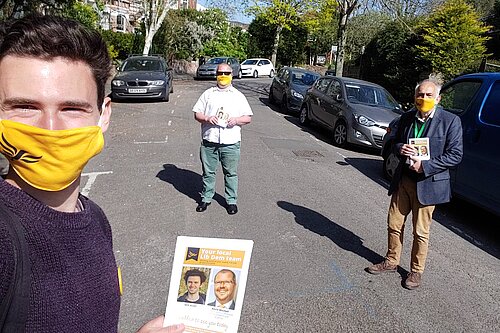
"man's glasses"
217,71,232,76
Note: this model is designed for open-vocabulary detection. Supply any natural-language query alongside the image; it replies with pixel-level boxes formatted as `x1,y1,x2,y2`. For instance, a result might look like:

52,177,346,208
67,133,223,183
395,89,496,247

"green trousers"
200,141,241,204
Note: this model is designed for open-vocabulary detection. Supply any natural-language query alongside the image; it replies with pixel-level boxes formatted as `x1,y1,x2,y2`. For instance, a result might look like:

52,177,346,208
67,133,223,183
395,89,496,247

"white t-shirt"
192,86,253,144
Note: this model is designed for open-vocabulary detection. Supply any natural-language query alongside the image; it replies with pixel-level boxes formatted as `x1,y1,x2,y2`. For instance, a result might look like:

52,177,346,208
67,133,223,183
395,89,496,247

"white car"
240,58,275,78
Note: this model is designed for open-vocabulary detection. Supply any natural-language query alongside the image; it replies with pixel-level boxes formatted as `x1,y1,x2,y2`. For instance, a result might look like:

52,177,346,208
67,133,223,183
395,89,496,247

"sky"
197,0,253,24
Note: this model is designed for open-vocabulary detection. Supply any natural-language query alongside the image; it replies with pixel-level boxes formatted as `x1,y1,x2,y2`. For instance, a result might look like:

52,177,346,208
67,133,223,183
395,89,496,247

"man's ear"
436,95,442,104
99,96,112,133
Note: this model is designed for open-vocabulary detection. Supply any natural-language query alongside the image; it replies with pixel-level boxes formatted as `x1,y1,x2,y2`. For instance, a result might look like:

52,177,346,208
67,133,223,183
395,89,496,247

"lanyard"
414,120,426,138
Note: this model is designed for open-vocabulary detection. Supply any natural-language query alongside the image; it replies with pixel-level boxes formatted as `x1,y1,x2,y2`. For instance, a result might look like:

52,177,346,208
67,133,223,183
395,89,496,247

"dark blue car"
268,67,320,114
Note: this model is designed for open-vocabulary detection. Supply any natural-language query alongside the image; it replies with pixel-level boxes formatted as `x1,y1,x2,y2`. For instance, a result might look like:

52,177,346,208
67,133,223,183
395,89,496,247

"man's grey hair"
415,75,443,96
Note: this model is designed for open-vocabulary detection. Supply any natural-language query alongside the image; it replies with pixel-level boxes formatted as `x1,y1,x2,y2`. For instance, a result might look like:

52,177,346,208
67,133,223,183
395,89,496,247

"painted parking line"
81,171,113,196
133,135,169,144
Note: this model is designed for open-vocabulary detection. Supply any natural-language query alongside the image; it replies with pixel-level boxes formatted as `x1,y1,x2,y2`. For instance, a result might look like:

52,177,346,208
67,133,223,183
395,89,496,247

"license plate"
128,88,147,93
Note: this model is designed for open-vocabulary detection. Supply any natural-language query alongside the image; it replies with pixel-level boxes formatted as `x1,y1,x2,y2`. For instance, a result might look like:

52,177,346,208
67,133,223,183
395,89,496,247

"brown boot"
404,272,422,290
366,261,397,274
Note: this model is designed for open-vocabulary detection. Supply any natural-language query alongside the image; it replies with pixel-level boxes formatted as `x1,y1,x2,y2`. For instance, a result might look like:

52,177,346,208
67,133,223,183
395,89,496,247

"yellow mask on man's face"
415,97,436,113
0,120,104,191
217,74,232,87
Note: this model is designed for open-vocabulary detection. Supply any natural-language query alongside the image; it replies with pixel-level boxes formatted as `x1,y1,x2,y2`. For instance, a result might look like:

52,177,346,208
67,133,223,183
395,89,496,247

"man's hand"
227,117,238,128
409,157,423,173
136,316,185,333
400,144,417,157
206,116,218,125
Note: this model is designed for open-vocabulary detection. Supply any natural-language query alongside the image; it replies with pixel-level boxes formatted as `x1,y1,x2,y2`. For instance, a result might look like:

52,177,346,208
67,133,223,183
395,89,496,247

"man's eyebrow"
2,98,93,109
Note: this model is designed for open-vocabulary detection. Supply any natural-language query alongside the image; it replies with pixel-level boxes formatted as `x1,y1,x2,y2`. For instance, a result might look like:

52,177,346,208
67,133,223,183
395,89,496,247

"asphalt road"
84,76,500,333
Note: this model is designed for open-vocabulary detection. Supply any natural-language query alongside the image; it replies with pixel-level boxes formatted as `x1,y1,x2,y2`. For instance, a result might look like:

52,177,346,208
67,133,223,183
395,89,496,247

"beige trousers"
386,174,435,273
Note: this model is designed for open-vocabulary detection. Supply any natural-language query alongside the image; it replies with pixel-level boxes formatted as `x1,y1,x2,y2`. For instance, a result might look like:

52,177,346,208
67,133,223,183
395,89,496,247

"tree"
0,0,74,19
248,0,317,66
62,1,99,29
416,0,490,79
142,0,176,55
335,0,358,76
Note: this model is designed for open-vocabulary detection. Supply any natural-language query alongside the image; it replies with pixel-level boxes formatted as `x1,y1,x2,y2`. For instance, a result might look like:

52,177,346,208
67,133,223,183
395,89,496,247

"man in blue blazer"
367,78,463,289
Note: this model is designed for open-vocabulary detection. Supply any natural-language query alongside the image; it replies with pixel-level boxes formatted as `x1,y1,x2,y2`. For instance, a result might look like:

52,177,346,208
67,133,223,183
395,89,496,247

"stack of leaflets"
216,107,230,128
163,236,253,333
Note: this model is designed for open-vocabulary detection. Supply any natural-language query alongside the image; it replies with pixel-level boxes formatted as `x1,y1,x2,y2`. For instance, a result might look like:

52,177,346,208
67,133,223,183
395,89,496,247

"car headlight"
112,80,125,87
291,89,304,99
354,114,376,127
150,80,165,86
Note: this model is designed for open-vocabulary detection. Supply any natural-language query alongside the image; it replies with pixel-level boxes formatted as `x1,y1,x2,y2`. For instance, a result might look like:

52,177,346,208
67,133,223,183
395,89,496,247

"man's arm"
227,115,251,128
194,112,218,125
421,115,463,177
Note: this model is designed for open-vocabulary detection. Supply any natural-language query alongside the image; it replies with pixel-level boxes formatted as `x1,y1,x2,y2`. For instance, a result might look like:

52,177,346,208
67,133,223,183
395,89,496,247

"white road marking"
133,135,168,144
168,120,172,126
81,171,113,196
336,152,348,159
171,109,175,114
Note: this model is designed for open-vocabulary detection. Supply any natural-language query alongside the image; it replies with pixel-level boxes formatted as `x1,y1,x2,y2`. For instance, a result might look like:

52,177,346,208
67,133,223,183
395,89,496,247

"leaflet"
216,107,230,128
409,137,430,160
163,236,254,333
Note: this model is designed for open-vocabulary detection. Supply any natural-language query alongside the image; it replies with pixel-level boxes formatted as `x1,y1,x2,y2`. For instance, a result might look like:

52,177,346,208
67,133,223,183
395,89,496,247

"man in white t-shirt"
193,63,253,215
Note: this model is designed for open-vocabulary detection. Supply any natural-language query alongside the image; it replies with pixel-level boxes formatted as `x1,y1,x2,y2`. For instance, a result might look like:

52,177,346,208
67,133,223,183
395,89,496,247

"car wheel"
269,70,275,78
299,105,309,125
281,95,289,114
162,88,170,102
383,152,399,180
253,70,258,78
268,87,275,104
333,120,347,147
237,70,242,79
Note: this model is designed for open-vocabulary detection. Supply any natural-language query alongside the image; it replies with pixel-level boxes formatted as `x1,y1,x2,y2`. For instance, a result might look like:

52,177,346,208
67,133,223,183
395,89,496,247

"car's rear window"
345,83,399,109
440,80,482,115
242,60,258,65
291,72,319,86
206,58,227,64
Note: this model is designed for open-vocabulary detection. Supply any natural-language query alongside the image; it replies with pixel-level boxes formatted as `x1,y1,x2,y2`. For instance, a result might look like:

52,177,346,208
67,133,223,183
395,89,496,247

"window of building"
116,14,126,31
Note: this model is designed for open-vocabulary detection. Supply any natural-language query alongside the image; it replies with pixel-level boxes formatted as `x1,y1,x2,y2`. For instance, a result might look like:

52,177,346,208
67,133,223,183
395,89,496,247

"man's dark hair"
0,15,111,109
184,269,207,284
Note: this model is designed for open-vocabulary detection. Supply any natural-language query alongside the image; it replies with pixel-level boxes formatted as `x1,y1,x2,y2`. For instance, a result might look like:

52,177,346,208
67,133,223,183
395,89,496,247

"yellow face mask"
217,74,232,87
0,120,104,191
415,97,436,113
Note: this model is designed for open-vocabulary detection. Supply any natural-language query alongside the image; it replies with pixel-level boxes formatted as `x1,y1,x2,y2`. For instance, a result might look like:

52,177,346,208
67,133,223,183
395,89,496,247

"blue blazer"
389,107,463,205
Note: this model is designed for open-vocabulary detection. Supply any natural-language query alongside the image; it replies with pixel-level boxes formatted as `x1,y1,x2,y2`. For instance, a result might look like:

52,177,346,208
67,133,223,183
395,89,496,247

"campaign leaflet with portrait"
216,107,230,128
163,236,254,333
409,137,430,160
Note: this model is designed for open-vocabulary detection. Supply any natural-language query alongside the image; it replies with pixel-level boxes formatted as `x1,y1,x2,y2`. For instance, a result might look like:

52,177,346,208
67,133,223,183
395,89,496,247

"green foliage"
247,15,276,58
303,0,338,59
0,0,75,19
416,0,490,80
363,19,428,104
151,8,248,61
62,1,99,29
100,30,139,60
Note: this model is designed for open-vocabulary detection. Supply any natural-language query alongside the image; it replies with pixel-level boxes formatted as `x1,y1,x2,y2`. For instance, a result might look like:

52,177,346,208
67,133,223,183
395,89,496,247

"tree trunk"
143,27,156,55
271,25,283,67
336,3,348,77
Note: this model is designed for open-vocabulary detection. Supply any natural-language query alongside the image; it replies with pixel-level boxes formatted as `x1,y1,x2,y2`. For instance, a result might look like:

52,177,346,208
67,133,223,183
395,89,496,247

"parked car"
268,67,320,114
300,76,402,148
111,55,173,102
240,58,275,78
196,57,242,79
382,73,500,216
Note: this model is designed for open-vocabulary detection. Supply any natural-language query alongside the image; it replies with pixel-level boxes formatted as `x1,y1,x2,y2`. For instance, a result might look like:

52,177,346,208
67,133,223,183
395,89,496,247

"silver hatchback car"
300,77,402,149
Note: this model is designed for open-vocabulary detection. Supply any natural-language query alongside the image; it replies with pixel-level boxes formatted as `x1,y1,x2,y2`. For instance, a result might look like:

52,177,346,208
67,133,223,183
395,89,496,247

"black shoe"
226,204,238,215
196,202,210,212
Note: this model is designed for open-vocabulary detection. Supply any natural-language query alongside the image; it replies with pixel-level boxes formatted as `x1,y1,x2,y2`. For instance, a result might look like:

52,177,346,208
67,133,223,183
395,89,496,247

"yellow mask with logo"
415,97,436,113
0,120,104,191
217,74,232,87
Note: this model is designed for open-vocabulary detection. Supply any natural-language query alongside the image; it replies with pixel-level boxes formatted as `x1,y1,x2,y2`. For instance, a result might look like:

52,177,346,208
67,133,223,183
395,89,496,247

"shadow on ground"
156,164,225,206
276,200,409,278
